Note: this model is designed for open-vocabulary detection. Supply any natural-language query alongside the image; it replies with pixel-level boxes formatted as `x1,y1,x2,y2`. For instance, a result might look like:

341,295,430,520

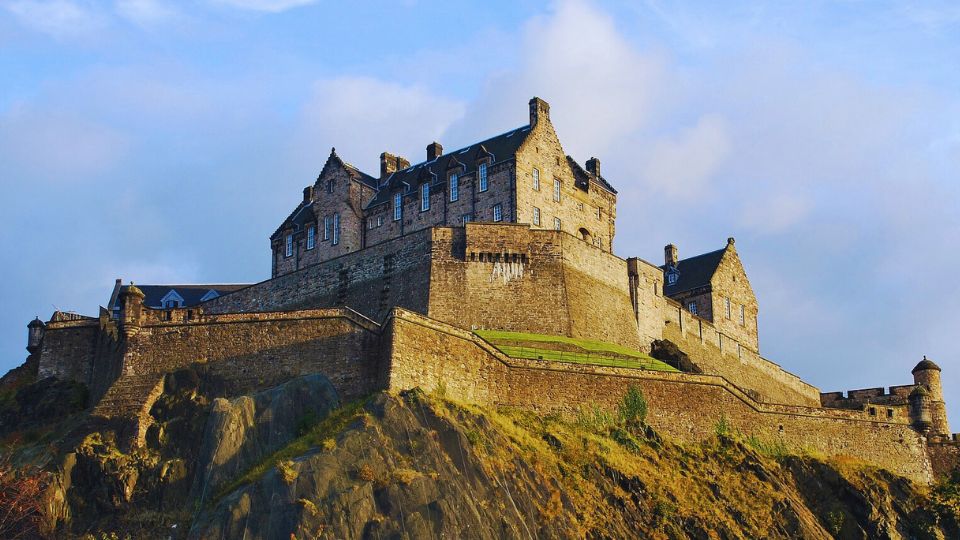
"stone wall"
37,317,99,383
121,307,382,400
708,242,760,351
206,228,434,323
662,299,821,407
384,309,934,483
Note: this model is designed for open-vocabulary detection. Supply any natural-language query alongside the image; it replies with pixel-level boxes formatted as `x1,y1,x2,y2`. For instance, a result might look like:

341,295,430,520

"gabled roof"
661,248,726,296
110,284,251,310
365,125,533,208
319,148,378,189
566,156,617,194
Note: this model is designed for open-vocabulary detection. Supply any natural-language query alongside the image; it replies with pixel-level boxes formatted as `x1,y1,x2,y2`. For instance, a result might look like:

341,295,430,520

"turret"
119,282,145,338
911,356,950,436
26,317,45,354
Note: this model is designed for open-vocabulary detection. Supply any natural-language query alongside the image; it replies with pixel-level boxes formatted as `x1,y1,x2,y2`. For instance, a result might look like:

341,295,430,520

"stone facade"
269,97,617,278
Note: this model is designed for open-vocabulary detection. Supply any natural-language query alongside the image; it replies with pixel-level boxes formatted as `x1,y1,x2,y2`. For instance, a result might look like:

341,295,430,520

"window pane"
479,163,488,191
553,178,561,201
421,183,430,211
450,174,459,201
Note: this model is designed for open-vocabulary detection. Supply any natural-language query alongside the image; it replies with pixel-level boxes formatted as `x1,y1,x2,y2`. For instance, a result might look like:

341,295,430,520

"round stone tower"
909,385,932,433
912,357,950,436
119,283,146,338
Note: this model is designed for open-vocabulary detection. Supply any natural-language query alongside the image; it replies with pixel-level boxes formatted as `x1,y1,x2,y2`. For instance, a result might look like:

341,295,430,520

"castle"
23,97,960,483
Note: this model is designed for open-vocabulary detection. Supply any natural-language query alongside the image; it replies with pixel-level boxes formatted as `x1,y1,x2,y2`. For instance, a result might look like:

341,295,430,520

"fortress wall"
204,228,434,322
427,224,646,350
663,301,821,407
37,319,99,383
630,258,668,346
558,232,645,350
384,309,932,483
428,225,570,337
123,308,381,399
927,441,960,479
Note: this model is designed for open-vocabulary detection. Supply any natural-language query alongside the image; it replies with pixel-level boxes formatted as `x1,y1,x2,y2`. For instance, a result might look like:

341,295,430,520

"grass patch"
474,330,678,372
212,396,370,502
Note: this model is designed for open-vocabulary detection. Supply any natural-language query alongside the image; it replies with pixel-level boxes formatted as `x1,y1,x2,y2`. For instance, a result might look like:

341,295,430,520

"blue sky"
3,0,960,421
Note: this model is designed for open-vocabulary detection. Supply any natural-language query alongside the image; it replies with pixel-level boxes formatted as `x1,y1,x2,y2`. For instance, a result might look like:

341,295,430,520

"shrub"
714,415,732,438
617,385,648,427
0,455,49,539
575,405,615,432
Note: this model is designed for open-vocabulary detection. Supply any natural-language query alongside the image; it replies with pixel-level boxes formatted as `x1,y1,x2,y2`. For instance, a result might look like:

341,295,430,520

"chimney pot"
427,142,443,161
665,244,679,267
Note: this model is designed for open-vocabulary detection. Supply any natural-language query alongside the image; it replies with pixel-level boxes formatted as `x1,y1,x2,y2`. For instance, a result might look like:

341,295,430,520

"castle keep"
25,97,959,483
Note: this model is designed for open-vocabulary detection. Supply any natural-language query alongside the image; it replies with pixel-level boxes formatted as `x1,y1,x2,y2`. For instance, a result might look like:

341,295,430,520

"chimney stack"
427,142,443,161
664,244,678,267
380,152,398,179
303,185,314,203
586,157,601,178
396,155,410,171
529,97,550,127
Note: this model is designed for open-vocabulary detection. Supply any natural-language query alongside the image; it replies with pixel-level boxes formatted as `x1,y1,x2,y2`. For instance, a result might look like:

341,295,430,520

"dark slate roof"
110,284,251,310
660,248,726,296
365,125,533,208
566,156,617,194
322,148,378,189
912,357,941,373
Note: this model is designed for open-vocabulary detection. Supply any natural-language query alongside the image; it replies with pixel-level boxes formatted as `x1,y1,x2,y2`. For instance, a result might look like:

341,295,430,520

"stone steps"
92,372,165,420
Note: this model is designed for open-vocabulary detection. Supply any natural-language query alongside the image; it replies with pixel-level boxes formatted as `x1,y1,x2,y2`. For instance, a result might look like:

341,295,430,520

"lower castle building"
23,98,960,484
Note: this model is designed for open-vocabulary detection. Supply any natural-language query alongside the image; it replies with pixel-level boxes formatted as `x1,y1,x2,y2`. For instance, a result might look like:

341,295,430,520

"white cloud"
5,0,105,39
114,0,178,26
212,0,318,12
446,0,667,159
639,114,730,200
738,191,812,234
293,76,465,173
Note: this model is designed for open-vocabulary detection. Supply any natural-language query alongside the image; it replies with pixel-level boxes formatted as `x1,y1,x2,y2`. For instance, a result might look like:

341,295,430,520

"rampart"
383,309,934,483
661,300,821,407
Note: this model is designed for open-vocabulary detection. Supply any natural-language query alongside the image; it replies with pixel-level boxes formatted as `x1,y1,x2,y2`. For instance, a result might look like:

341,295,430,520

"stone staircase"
92,373,166,446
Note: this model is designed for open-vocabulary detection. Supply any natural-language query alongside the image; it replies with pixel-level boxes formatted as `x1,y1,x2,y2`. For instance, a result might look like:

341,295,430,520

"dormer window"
667,271,678,285
478,162,488,192
160,290,185,309
688,302,697,315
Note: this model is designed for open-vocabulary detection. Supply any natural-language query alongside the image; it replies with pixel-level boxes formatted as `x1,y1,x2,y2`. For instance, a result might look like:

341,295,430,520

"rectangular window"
553,178,561,202
377,215,383,227
533,167,540,191
493,204,503,222
449,173,459,202
367,218,374,230
323,217,330,240
725,297,732,319
326,180,333,193
478,162,488,192
688,302,697,315
421,183,430,211
597,207,602,219
285,234,293,257
554,217,561,231
739,305,745,325
306,225,315,249
461,213,472,225
332,213,340,245
393,193,402,221
533,206,541,226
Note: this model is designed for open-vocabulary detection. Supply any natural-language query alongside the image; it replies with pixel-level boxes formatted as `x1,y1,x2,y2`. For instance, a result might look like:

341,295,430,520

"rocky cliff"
1,365,959,539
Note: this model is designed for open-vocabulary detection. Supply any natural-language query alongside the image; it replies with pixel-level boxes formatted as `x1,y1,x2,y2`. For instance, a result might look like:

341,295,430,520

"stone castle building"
23,97,960,484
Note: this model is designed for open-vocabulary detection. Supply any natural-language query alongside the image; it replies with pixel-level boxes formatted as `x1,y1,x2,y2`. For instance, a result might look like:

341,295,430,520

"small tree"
617,385,648,428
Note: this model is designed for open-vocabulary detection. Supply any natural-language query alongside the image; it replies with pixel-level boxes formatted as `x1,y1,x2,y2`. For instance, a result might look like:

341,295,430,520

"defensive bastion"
21,97,960,484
